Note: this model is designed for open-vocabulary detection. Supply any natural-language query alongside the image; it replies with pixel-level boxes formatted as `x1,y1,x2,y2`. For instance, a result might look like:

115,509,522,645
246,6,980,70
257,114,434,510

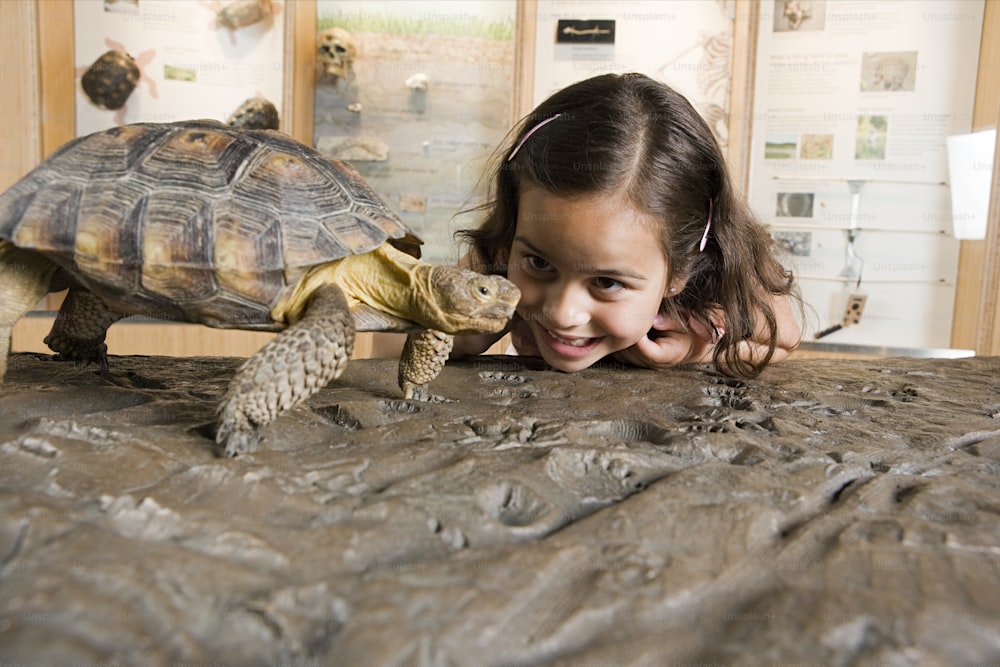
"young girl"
452,73,801,378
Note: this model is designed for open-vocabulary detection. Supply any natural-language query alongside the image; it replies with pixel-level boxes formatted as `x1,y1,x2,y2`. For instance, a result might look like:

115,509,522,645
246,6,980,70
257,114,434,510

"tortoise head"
420,267,520,335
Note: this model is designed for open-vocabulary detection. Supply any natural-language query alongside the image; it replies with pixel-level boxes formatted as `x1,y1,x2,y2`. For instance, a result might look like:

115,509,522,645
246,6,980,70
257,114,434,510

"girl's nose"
543,283,589,328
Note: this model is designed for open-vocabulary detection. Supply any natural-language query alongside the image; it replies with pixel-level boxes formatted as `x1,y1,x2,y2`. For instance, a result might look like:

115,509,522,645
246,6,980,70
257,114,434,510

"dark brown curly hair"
457,73,798,377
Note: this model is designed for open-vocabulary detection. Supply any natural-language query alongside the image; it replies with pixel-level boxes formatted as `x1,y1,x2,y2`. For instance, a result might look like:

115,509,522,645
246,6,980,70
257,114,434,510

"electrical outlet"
841,293,867,326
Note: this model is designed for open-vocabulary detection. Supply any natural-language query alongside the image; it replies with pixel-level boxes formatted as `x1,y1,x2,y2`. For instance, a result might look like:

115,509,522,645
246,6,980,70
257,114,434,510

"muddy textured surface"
1,352,999,665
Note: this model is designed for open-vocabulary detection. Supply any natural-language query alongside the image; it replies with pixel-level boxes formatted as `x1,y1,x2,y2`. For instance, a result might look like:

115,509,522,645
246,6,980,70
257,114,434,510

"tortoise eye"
476,284,492,299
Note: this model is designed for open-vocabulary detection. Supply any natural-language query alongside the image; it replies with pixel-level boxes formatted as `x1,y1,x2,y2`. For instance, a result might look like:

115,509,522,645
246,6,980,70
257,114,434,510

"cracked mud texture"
1,352,999,666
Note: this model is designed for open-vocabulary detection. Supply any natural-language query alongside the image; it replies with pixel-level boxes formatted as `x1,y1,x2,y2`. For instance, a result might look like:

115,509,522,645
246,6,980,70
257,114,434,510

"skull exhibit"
317,27,357,80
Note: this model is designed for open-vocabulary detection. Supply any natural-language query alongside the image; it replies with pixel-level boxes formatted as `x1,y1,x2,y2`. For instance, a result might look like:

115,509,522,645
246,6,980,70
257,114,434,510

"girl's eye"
524,254,552,272
594,276,624,292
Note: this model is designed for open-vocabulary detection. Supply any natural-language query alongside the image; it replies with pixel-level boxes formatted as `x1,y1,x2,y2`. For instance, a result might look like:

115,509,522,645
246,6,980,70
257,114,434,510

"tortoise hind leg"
0,243,59,380
216,284,355,456
44,288,125,372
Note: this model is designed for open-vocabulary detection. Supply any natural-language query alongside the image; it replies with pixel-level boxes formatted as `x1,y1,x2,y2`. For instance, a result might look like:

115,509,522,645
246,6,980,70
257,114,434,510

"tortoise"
227,96,280,130
0,120,520,456
214,0,272,30
81,50,140,111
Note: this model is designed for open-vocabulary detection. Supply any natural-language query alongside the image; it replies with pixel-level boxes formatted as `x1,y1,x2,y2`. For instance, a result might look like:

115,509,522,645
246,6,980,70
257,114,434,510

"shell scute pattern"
212,202,285,318
140,197,215,302
135,127,259,190
229,143,409,273
6,189,83,262
85,124,175,177
73,190,145,293
4,124,171,265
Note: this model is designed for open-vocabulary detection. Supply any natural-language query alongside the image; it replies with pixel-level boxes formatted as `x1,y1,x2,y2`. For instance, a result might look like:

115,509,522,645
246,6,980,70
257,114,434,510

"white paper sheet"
946,128,996,240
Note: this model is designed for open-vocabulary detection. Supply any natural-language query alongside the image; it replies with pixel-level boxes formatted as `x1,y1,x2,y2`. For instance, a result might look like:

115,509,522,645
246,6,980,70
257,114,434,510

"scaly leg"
44,288,125,372
216,284,355,456
398,329,453,401
0,244,59,379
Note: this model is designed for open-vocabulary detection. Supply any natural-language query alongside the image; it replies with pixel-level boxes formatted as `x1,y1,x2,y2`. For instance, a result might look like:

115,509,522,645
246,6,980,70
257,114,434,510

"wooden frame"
727,0,760,189
955,0,1000,354
513,0,537,120
287,0,316,145
976,105,1000,353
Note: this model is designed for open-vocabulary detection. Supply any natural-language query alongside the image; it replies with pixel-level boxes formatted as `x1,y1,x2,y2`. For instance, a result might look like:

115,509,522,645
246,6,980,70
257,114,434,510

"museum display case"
2,0,999,358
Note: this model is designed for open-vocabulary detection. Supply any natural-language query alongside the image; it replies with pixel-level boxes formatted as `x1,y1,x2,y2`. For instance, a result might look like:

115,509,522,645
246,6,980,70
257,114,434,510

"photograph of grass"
164,64,196,82
765,133,797,159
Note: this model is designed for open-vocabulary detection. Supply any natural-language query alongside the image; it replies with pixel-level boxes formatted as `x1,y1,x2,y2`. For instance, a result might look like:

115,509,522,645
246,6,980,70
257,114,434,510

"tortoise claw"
47,338,110,372
402,381,430,402
216,404,262,457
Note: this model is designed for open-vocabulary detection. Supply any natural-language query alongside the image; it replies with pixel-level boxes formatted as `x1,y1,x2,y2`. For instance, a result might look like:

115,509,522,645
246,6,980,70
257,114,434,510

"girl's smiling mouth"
538,325,601,358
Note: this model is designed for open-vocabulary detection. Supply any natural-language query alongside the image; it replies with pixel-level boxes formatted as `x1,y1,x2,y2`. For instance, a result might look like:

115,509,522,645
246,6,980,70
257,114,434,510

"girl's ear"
666,276,688,297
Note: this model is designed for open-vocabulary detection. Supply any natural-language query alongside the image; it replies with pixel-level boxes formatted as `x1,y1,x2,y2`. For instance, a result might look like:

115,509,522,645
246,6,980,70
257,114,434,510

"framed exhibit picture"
311,0,519,264
73,0,286,135
529,0,739,151
747,0,986,350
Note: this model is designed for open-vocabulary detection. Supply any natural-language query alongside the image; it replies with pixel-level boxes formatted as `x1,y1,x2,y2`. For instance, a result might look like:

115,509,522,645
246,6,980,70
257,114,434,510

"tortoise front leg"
44,288,125,372
216,284,354,456
398,329,454,401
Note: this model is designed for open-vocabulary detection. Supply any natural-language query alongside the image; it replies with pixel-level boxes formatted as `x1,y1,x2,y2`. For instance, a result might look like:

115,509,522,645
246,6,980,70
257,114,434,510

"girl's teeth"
549,330,589,346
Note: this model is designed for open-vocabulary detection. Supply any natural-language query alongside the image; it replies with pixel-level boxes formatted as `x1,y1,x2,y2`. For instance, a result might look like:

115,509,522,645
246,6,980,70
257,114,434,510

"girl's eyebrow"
513,235,648,281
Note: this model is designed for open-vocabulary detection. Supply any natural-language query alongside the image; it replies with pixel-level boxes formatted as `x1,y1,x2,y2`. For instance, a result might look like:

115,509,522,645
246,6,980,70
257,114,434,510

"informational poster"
748,0,985,349
313,0,517,264
74,0,285,136
532,0,734,148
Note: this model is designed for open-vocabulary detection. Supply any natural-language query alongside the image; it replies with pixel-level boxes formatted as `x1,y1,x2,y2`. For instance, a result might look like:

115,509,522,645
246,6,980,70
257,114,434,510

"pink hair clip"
699,199,713,252
507,113,562,162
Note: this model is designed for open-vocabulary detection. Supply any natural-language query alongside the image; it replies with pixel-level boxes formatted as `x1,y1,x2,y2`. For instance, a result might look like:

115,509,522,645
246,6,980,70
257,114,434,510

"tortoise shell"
227,97,280,130
217,0,272,29
0,120,415,330
81,50,140,111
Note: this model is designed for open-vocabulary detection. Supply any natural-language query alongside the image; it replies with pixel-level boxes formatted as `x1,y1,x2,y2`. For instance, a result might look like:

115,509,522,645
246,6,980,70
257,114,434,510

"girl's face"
507,186,677,372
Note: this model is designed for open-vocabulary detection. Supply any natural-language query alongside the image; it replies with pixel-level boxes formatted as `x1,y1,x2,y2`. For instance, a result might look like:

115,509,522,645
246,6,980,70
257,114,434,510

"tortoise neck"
372,245,450,330
273,243,440,328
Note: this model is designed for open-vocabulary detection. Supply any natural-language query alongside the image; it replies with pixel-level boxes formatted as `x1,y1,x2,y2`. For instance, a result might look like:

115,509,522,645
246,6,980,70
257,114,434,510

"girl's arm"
613,292,802,370
736,291,802,363
450,329,507,358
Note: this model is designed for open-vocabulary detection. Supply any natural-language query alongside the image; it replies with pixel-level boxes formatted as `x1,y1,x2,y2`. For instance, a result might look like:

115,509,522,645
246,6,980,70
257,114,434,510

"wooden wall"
0,0,41,192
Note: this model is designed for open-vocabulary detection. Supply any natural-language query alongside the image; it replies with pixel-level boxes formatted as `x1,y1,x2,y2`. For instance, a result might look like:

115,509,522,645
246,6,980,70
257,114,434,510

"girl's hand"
508,315,541,357
612,310,720,370
615,293,802,370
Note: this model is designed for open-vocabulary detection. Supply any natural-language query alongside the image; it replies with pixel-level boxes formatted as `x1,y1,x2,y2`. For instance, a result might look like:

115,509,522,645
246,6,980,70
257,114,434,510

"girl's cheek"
508,271,540,306
603,302,658,339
